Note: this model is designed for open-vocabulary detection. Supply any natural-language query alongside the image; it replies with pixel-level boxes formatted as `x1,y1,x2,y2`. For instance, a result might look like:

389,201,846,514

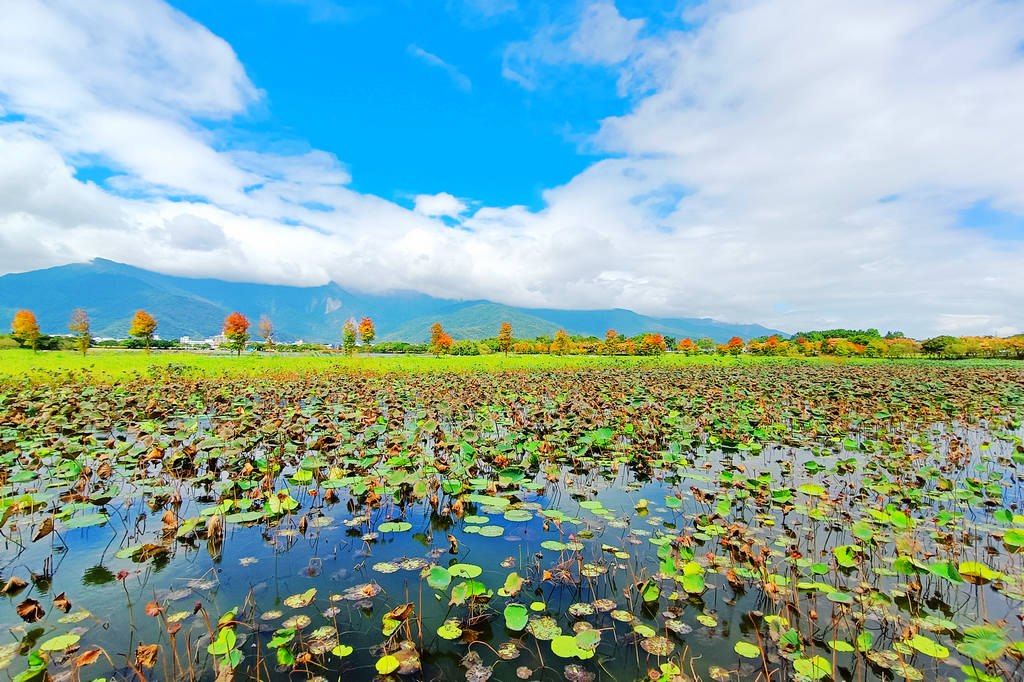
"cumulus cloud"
413,192,469,218
164,214,229,251
0,0,1022,336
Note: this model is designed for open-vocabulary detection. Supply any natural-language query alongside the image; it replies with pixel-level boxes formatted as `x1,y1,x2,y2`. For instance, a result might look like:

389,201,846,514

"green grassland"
0,349,1019,382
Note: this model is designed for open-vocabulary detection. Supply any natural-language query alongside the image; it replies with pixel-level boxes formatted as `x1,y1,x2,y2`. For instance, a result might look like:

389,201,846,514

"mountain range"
0,259,785,343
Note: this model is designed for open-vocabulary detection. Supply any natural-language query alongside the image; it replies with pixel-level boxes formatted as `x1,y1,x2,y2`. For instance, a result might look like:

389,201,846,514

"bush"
450,340,480,356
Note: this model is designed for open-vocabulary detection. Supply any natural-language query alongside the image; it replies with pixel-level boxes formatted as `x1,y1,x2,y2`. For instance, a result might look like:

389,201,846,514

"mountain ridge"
0,259,786,343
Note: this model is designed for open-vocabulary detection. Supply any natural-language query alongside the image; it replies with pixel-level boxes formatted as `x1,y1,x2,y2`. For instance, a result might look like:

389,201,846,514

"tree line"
5,308,1023,359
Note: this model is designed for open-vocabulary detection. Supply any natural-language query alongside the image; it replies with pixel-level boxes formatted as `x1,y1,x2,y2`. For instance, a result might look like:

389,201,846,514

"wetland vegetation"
0,357,1022,682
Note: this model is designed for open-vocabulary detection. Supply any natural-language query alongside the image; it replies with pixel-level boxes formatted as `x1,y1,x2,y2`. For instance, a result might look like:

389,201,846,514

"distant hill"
0,259,785,343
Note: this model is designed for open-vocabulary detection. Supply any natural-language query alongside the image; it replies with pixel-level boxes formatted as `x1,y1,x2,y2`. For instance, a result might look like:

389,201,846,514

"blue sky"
167,0,638,210
0,0,1022,337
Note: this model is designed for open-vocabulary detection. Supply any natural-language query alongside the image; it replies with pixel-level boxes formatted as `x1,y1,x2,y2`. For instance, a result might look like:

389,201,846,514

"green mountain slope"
379,303,563,343
0,259,785,343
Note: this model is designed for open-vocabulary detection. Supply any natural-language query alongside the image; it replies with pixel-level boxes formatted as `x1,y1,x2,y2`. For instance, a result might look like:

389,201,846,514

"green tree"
921,335,957,356
342,318,358,355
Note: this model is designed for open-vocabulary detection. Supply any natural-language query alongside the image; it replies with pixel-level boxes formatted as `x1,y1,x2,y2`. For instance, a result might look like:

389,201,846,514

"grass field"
0,348,1020,381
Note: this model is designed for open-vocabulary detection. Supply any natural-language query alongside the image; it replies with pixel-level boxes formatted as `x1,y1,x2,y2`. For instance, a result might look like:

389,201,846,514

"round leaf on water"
465,493,509,508
927,560,963,584
682,573,705,594
64,513,109,529
833,545,858,568
503,603,528,631
376,655,399,674
283,588,316,608
527,616,560,640
958,562,998,583
378,521,412,533
448,563,482,579
331,644,353,658
427,566,451,590
1003,528,1024,551
640,636,674,656
575,629,600,651
828,640,855,652
437,620,462,640
479,525,504,537
40,634,80,651
551,635,582,659
633,624,656,639
793,655,830,680
958,626,1008,663
734,641,760,658
907,634,949,658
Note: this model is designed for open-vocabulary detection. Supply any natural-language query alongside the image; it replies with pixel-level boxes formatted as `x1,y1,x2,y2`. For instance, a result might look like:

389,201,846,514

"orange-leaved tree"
726,336,745,355
604,329,619,355
11,310,40,352
429,322,452,355
497,321,513,355
437,332,453,355
128,310,158,353
550,329,571,355
222,312,250,356
258,314,274,349
68,309,91,356
358,317,375,346
342,318,358,355
677,337,696,354
640,333,667,355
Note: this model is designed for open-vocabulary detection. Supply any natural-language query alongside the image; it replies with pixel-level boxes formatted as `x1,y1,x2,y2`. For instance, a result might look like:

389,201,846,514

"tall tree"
68,309,91,356
222,312,250,356
128,310,158,354
604,329,619,355
11,310,40,353
258,315,275,350
497,321,513,355
342,318,358,355
429,322,452,355
358,317,375,346
640,333,667,355
430,322,444,348
550,329,571,355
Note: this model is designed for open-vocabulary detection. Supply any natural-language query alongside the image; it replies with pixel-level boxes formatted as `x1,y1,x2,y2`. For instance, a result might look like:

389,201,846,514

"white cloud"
413,192,469,218
408,44,472,92
164,214,229,251
0,0,1023,337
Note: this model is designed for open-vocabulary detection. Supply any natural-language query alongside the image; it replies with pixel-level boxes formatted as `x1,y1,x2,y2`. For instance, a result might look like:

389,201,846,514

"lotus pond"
0,363,1023,682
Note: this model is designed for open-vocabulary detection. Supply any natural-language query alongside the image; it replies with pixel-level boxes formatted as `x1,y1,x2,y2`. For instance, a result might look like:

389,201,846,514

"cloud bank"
1,0,1022,337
